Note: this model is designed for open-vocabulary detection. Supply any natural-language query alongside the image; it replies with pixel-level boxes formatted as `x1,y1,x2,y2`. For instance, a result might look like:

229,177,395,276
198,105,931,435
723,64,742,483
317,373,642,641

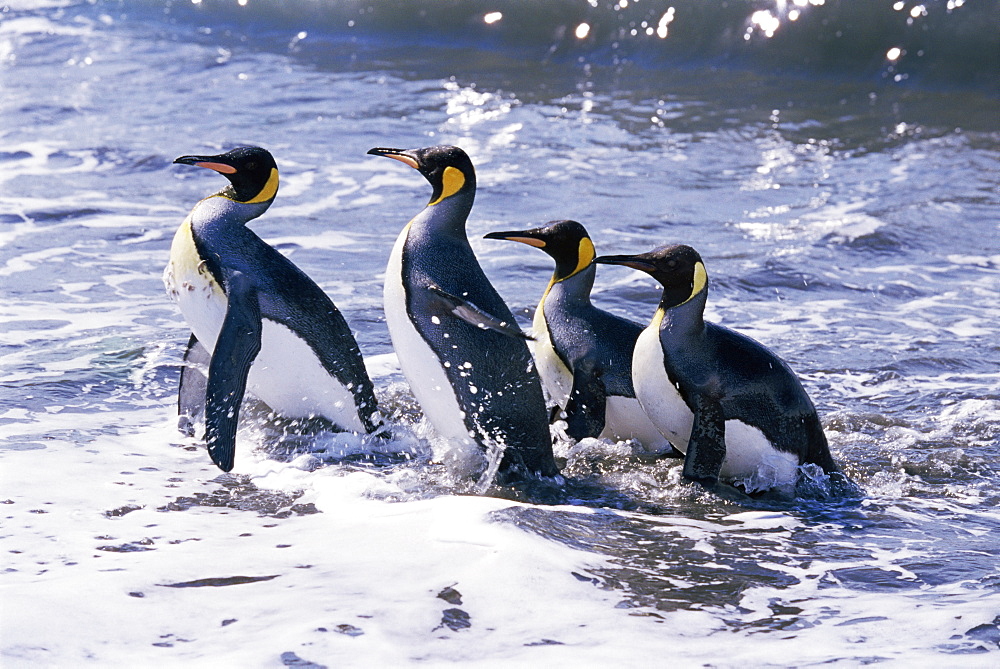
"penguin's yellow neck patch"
651,306,666,330
556,237,595,281
169,217,224,298
428,166,466,206
247,168,279,204
571,237,595,277
678,261,708,306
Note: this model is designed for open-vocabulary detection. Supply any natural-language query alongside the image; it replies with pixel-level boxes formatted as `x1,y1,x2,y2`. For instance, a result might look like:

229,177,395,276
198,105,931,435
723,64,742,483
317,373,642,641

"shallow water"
2,0,999,665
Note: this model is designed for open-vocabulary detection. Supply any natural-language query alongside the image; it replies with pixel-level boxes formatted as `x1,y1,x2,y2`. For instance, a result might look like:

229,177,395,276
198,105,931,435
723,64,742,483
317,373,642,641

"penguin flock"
165,144,845,496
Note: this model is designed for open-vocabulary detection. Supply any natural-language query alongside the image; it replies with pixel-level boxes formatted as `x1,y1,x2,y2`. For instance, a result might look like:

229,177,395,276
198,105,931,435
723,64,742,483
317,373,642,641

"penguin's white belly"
384,225,475,449
247,321,365,430
632,322,796,487
601,395,672,453
632,323,693,447
165,220,363,430
532,302,573,406
717,420,799,491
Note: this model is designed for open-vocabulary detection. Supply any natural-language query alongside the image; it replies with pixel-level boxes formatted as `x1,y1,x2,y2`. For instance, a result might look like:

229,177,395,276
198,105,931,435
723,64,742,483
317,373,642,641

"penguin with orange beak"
165,146,384,471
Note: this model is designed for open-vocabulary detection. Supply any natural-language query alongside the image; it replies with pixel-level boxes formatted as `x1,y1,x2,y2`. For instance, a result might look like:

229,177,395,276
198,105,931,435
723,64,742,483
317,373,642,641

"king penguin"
594,244,841,494
164,146,384,472
367,145,558,481
484,220,672,453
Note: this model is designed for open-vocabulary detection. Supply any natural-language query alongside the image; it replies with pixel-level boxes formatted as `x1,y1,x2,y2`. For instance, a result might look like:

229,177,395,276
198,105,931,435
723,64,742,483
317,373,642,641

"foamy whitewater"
1,0,998,666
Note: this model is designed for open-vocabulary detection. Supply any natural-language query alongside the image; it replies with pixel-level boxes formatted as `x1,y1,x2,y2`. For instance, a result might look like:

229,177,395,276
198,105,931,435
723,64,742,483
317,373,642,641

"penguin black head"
367,145,476,206
595,244,708,309
174,146,279,204
485,220,595,281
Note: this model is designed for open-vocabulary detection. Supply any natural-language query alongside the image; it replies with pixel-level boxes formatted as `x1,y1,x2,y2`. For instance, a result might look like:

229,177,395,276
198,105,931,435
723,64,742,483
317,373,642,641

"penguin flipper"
682,393,727,489
426,285,533,341
205,272,262,472
178,333,209,437
564,361,607,441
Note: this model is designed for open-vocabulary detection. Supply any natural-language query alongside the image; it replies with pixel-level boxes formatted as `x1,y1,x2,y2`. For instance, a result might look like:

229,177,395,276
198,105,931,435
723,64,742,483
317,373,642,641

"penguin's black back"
664,321,835,472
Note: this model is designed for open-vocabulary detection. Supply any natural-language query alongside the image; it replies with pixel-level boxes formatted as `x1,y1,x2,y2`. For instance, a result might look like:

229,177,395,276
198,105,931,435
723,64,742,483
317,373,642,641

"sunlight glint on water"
1,0,998,664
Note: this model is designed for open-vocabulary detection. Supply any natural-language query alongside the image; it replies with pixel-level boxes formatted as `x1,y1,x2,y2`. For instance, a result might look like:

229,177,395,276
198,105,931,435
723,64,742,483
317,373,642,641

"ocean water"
1,0,999,665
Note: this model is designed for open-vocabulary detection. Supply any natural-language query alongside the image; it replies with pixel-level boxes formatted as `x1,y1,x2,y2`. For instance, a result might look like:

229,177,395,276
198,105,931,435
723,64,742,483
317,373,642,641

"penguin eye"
246,161,257,170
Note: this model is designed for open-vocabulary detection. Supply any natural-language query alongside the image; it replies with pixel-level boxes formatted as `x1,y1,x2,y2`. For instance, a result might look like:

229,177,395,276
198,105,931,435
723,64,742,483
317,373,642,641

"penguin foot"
177,414,199,438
